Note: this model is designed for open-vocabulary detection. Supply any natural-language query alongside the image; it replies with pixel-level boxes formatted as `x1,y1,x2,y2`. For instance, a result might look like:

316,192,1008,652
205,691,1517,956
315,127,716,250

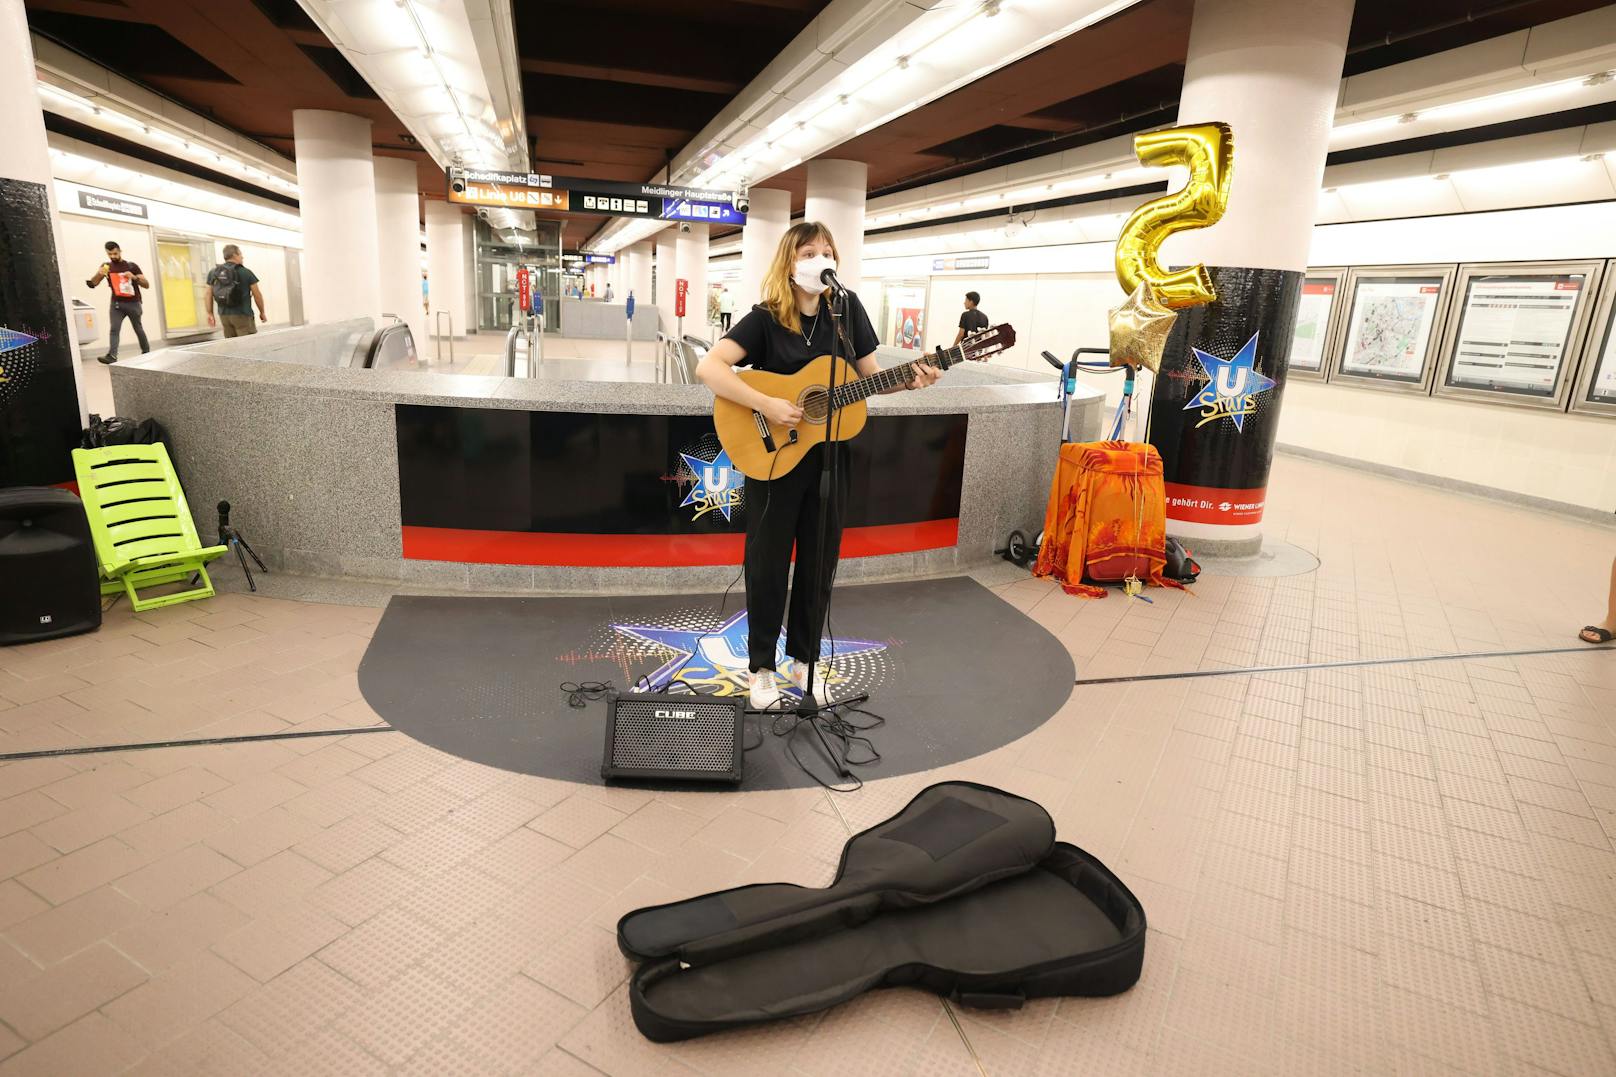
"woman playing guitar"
696,221,941,710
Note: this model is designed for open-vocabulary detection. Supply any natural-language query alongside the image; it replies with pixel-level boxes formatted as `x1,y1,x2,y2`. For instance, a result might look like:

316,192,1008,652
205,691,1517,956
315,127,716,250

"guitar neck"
831,342,967,409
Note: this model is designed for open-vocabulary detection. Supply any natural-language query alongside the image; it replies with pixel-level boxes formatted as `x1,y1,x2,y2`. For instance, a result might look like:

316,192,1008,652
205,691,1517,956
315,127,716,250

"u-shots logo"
1184,331,1277,431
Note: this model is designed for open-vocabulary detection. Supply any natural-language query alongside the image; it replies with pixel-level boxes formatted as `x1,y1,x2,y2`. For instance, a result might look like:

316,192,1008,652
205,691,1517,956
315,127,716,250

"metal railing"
432,310,455,364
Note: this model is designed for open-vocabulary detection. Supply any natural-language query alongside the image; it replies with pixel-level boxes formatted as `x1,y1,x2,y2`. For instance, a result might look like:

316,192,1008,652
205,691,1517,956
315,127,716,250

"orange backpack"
1034,440,1183,599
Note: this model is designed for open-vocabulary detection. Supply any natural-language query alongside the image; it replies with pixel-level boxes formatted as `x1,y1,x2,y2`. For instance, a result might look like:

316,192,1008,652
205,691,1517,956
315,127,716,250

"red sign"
1163,482,1267,526
517,267,531,314
675,278,689,318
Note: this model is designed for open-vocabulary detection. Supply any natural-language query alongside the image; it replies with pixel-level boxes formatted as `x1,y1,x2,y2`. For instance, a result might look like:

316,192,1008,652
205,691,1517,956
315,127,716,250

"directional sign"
447,168,745,224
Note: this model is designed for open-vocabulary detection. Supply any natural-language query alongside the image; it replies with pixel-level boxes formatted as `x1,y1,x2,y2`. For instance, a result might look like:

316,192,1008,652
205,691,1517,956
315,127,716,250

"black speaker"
602,692,745,784
0,487,101,646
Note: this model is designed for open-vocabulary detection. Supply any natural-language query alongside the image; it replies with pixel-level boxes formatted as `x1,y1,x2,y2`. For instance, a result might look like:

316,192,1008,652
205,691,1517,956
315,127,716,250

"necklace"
800,304,820,347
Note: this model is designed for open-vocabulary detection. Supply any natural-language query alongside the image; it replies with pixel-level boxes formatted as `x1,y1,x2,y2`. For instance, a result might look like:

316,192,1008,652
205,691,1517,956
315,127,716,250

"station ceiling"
24,0,1616,248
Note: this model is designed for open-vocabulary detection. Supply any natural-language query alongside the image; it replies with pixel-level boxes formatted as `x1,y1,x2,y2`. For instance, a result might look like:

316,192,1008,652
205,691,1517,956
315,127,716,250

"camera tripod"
211,500,267,592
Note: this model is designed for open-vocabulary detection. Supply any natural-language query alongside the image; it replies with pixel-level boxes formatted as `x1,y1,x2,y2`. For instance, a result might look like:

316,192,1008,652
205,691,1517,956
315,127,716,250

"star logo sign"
0,328,40,385
612,611,887,698
679,448,744,522
1184,332,1277,431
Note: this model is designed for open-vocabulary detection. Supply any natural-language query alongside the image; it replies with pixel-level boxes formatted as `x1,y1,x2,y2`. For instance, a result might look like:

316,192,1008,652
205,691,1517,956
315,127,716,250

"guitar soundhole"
799,387,831,424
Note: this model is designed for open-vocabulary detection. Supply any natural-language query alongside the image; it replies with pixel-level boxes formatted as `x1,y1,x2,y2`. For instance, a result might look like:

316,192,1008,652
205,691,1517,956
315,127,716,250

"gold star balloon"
1107,281,1177,373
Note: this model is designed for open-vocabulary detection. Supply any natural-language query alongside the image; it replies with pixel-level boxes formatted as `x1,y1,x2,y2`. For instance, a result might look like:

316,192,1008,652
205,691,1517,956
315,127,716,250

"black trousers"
744,443,849,672
720,312,732,331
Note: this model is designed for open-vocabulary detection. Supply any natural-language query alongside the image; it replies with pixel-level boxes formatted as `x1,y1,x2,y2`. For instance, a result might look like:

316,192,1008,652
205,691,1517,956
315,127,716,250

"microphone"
819,266,849,295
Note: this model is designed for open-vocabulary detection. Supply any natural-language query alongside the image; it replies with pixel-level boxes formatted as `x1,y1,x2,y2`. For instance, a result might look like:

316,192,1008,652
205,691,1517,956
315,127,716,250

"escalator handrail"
359,321,414,369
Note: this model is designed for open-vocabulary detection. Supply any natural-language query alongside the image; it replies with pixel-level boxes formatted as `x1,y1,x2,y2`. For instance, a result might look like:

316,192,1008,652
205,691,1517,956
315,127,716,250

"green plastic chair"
72,443,228,612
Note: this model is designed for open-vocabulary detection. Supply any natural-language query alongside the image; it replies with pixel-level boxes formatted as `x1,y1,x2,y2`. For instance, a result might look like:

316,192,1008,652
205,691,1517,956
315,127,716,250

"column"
654,230,678,329
292,110,381,323
0,0,84,485
738,187,789,308
629,241,654,306
1146,0,1353,556
675,223,710,338
424,200,471,342
804,160,867,293
373,156,424,350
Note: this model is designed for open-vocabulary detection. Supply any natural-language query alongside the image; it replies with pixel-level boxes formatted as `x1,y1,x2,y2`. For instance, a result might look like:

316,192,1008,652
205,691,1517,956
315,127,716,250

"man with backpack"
206,245,267,337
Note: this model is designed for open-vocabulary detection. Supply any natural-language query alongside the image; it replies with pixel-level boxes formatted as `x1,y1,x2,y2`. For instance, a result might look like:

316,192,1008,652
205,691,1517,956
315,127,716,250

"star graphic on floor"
612,611,887,697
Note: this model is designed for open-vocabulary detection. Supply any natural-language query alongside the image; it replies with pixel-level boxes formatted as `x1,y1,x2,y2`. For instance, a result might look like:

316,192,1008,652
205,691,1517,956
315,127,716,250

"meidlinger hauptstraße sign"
447,169,746,223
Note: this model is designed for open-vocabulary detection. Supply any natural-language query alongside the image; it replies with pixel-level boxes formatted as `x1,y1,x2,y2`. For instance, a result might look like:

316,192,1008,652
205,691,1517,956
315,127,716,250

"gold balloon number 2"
1114,122,1234,309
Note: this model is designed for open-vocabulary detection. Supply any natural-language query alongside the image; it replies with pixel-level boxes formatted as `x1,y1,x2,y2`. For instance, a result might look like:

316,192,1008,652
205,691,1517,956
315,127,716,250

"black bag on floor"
1164,536,1201,583
617,781,1146,1042
81,414,170,450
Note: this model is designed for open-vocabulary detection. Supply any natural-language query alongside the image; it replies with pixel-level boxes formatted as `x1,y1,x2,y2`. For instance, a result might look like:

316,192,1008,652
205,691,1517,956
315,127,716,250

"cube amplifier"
601,691,745,784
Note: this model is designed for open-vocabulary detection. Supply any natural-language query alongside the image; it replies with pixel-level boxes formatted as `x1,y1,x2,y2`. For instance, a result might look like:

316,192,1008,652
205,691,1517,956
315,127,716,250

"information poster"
1446,273,1584,396
1289,279,1335,372
1589,310,1616,404
1339,276,1444,381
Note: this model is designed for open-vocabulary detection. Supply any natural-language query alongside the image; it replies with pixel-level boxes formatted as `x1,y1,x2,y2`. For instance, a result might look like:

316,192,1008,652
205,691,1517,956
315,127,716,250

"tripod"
213,500,267,592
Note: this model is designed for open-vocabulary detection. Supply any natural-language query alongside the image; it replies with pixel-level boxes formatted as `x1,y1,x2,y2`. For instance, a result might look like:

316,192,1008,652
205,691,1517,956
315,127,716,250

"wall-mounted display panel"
1434,261,1603,411
1287,268,1345,381
1329,265,1456,394
1573,263,1616,417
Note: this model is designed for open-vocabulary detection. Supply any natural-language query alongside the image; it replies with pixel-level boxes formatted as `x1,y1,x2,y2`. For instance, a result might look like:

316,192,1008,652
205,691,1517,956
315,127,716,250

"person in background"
952,290,989,347
85,240,150,365
718,285,735,331
1580,556,1616,644
604,282,615,302
206,244,267,337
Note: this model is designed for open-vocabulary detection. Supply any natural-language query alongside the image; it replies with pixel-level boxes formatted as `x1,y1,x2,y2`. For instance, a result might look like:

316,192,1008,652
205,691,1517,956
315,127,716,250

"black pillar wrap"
0,178,81,487
1146,265,1304,535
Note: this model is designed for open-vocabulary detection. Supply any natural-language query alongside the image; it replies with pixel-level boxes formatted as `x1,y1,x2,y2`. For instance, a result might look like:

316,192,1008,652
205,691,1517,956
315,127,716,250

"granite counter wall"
110,347,1101,593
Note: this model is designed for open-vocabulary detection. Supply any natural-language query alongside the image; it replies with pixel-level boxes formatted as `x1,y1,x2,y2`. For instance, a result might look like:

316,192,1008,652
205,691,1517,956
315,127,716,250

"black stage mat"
357,576,1074,790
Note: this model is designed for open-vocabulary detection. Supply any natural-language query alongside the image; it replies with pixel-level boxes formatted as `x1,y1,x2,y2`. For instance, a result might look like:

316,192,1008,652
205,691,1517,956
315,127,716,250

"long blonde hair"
761,221,838,334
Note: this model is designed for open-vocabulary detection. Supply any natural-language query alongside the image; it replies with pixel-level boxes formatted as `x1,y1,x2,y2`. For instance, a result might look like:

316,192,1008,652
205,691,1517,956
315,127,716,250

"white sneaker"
778,657,830,695
748,669,782,711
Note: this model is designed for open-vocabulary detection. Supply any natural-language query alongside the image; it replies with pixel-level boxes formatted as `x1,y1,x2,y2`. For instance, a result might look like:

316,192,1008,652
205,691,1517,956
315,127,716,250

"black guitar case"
616,781,1146,1042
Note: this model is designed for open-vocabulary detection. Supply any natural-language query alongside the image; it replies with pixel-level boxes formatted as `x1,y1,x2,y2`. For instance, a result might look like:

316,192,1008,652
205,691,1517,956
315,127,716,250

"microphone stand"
794,275,868,780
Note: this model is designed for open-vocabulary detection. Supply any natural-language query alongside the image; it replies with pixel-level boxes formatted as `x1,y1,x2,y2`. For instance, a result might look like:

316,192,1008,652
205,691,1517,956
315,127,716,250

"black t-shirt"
959,308,989,333
723,291,880,375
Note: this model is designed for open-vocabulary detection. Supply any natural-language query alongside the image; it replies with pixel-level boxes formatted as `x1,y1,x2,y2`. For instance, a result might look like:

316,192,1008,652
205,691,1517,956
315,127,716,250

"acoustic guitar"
713,324,1017,480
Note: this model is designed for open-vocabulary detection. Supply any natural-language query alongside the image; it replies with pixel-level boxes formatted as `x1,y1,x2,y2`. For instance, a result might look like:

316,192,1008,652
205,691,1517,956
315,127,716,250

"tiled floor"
2,455,1615,1075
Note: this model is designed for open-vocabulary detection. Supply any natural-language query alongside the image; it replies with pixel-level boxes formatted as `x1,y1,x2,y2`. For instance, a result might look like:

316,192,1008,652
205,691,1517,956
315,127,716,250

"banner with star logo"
1145,265,1306,538
0,178,83,486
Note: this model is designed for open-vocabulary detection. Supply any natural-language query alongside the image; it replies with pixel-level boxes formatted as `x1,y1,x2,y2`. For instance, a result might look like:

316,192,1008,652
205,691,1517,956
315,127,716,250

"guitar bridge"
752,411,777,453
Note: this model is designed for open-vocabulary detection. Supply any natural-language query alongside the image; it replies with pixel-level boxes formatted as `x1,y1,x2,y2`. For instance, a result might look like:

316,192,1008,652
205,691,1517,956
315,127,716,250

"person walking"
604,282,615,302
1580,556,1616,644
718,286,735,331
84,240,151,365
952,291,989,347
206,245,267,337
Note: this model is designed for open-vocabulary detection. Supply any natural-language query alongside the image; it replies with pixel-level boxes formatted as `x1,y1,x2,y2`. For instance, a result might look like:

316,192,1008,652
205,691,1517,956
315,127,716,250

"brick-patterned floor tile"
2,883,145,966
0,1012,147,1077
217,957,366,1058
0,942,147,1039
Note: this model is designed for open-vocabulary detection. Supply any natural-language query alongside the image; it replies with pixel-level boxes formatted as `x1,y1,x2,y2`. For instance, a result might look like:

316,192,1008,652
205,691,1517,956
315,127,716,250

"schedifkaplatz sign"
76,190,148,219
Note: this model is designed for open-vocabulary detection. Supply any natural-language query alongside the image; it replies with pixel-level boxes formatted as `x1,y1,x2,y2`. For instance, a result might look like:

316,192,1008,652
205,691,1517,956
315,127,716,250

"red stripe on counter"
402,519,960,567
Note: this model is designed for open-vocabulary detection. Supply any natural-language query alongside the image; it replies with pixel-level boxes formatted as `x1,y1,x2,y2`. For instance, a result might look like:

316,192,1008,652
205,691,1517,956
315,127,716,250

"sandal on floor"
1580,626,1615,644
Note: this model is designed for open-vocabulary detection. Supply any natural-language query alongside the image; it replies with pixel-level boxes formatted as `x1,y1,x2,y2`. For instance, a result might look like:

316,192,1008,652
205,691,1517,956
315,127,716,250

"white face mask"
793,254,835,294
